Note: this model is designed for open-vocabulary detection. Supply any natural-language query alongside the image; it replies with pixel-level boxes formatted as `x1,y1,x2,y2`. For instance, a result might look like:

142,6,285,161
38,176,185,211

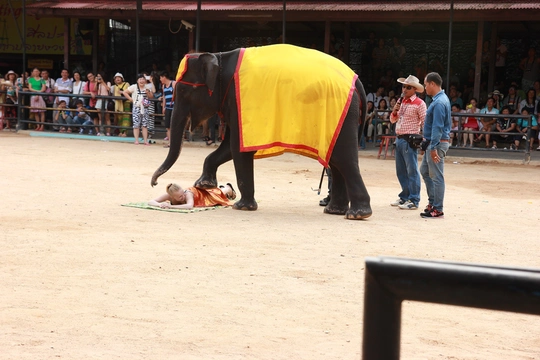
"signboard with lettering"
0,0,93,55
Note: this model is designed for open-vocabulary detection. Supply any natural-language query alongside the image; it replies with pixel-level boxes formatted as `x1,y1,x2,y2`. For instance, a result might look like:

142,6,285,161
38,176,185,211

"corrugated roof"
27,1,540,12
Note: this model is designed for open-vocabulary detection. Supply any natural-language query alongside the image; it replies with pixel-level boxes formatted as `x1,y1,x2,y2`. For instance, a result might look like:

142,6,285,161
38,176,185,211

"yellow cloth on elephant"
176,56,189,81
187,187,232,208
235,44,358,167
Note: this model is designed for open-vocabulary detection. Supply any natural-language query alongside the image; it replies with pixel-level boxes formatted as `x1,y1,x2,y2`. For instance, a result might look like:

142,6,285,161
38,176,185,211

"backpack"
42,79,54,105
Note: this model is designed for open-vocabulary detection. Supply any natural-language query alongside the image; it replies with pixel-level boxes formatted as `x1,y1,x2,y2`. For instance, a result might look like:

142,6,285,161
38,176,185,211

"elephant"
151,44,372,220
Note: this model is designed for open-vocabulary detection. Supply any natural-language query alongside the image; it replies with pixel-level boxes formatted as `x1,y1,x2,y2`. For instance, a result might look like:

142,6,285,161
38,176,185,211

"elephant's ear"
199,53,219,96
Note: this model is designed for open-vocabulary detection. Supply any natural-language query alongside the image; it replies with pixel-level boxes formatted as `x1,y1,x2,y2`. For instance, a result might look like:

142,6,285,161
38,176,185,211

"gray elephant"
151,44,372,219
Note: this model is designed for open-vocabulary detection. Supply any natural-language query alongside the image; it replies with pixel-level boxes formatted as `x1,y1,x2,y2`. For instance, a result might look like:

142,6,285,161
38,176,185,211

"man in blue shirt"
420,72,451,218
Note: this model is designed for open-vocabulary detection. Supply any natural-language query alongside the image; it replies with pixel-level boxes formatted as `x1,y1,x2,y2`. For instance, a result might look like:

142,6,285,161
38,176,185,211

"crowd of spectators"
0,67,172,141
361,76,539,151
2,36,540,150
359,40,540,151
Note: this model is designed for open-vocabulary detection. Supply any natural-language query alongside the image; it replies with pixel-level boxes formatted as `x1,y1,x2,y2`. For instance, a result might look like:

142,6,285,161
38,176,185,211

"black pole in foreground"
363,256,540,360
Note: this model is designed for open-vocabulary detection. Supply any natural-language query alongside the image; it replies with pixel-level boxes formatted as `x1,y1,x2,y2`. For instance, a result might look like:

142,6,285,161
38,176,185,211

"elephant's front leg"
195,129,232,188
231,150,258,210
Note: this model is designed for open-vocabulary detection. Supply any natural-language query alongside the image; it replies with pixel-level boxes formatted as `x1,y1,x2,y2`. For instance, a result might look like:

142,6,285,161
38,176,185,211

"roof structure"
26,1,540,21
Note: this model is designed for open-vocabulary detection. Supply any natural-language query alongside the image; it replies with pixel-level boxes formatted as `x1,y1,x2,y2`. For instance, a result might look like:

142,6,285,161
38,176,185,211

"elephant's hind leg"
195,129,233,188
323,165,349,216
231,149,258,211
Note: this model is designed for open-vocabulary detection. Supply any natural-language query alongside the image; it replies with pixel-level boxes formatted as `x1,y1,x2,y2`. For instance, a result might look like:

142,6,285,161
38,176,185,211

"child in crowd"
462,98,480,147
73,101,94,134
516,108,538,151
54,100,73,133
450,103,464,146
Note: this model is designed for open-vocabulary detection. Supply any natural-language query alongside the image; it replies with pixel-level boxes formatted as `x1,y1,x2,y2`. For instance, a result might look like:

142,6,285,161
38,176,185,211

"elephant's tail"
355,78,367,133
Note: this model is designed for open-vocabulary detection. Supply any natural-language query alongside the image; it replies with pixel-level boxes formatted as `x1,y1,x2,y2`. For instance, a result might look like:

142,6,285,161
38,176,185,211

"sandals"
226,182,237,200
206,140,215,146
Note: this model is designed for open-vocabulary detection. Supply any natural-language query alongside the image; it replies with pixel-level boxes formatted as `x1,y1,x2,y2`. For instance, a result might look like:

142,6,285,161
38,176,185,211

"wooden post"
324,21,331,54
488,22,498,91
474,21,484,102
344,21,350,65
92,19,98,74
63,18,69,70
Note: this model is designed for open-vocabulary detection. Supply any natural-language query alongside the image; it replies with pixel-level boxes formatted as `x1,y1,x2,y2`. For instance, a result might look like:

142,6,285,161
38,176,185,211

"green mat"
121,202,229,213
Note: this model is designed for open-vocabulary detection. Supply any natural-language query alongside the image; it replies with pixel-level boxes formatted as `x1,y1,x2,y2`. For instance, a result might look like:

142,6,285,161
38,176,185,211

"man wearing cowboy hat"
389,75,427,210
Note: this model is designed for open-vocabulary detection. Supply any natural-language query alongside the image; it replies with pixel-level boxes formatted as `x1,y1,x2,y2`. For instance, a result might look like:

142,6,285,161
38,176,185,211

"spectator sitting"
372,98,390,142
516,108,538,151
477,97,499,148
492,106,519,150
364,101,376,143
447,85,463,109
518,88,537,114
502,85,521,114
462,98,480,147
73,101,94,134
489,90,504,111
53,100,74,133
367,85,385,108
450,103,464,146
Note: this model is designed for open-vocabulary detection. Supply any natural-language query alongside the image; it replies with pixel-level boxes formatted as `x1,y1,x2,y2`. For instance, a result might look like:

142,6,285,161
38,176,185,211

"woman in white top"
123,73,154,145
71,71,86,107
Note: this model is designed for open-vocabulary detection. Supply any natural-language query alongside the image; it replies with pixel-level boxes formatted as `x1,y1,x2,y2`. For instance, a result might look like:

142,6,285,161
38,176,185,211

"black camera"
420,139,431,151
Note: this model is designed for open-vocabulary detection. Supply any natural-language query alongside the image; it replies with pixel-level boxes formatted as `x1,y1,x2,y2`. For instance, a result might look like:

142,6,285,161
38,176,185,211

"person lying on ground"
148,183,237,210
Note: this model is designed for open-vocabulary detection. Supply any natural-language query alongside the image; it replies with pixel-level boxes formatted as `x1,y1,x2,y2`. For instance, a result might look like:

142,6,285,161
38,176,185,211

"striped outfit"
163,81,175,128
132,88,149,129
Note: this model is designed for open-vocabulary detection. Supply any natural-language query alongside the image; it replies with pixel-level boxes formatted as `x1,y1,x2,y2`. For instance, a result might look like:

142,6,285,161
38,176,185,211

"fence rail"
362,256,540,360
1,89,165,135
362,108,533,163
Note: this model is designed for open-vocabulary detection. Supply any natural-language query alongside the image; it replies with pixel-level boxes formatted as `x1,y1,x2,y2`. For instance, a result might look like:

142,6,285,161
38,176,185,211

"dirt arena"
1,132,539,360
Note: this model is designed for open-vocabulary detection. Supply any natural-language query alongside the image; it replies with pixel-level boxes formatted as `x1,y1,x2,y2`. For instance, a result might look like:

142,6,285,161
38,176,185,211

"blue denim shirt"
424,90,451,151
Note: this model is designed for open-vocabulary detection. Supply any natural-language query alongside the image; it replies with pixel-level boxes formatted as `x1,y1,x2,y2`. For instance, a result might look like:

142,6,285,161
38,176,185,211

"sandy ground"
1,132,540,360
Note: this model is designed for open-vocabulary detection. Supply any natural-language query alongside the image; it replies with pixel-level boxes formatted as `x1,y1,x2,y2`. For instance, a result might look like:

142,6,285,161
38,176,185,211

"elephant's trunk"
150,108,188,187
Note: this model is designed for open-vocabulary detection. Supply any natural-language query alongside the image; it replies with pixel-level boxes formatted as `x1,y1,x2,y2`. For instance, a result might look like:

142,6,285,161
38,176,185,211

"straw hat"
5,70,18,79
397,75,424,92
490,90,504,99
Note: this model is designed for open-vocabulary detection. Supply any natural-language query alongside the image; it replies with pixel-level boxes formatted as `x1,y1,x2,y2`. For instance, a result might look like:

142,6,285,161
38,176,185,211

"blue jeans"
420,142,450,212
395,138,421,206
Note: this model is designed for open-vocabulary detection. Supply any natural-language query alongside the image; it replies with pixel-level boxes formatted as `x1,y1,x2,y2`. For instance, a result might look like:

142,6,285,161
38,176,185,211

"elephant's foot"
232,198,258,211
323,205,349,216
345,206,373,220
194,174,217,189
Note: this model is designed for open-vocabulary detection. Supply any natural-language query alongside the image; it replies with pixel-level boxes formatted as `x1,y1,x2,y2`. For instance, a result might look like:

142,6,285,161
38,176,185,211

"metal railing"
451,111,533,163
363,256,540,360
10,90,165,135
